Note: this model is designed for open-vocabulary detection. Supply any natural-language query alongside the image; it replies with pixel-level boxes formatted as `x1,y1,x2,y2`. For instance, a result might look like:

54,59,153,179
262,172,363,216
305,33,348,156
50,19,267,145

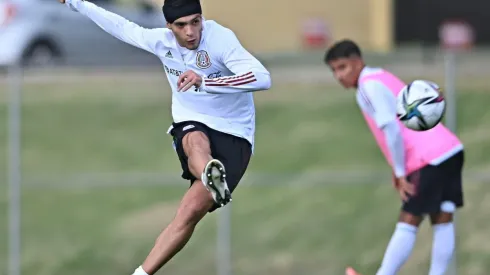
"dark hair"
324,39,362,64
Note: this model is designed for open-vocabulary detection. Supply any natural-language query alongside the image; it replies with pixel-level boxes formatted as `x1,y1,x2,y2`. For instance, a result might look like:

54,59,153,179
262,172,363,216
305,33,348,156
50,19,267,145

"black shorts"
402,150,464,216
170,121,252,211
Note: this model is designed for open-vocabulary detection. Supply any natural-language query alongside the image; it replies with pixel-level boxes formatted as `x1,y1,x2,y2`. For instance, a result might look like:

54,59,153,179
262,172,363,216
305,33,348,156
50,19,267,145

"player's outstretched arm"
199,29,271,94
59,0,161,54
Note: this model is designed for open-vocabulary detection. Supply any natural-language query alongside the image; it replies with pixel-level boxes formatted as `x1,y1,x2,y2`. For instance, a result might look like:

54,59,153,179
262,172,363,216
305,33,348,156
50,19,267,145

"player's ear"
352,56,363,68
166,22,172,29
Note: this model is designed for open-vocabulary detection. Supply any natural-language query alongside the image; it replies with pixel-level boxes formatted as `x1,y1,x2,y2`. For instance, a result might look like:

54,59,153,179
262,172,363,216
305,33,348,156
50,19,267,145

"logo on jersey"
164,65,183,76
165,51,173,58
207,71,222,79
196,50,211,69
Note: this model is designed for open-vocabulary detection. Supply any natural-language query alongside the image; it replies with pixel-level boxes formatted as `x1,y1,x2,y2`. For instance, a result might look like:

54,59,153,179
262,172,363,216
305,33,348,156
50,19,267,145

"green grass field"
0,68,490,275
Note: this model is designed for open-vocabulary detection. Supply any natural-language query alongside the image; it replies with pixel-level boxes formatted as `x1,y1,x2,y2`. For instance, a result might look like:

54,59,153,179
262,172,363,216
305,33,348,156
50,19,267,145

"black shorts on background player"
403,151,464,216
170,121,252,211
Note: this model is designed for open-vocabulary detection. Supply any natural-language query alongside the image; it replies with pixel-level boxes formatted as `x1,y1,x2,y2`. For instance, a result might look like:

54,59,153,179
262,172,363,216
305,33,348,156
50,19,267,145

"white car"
0,0,165,67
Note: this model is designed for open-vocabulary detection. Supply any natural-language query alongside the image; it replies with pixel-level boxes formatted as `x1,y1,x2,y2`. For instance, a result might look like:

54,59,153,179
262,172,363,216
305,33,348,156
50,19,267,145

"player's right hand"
177,70,202,92
59,0,65,3
394,177,416,202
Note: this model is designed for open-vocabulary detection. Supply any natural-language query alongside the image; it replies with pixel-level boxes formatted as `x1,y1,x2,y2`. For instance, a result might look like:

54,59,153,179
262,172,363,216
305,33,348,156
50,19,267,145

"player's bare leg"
428,207,455,275
375,211,422,275
183,131,214,179
183,131,230,205
139,181,213,274
136,131,229,275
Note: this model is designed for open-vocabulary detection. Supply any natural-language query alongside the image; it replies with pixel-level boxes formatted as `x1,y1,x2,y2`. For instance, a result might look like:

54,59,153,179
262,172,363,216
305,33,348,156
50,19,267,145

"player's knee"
430,213,453,225
183,131,211,157
430,201,456,224
399,211,423,226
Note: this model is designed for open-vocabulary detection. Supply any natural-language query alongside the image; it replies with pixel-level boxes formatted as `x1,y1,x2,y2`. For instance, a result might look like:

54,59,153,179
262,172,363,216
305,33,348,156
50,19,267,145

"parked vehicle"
0,0,166,67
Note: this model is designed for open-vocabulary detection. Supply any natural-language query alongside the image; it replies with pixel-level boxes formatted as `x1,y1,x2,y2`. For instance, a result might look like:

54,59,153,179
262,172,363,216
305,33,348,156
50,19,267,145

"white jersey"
65,0,271,149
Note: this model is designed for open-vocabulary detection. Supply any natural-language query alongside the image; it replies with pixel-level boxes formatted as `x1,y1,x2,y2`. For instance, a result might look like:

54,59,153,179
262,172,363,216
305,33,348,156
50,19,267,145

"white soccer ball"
396,80,446,131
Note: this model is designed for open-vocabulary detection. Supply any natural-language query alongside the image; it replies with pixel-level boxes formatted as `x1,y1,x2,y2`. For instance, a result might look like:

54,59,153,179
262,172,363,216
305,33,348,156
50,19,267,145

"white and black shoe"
202,159,231,206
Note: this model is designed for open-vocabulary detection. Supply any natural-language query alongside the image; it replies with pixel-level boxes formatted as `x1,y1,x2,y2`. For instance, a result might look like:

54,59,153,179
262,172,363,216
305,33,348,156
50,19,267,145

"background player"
58,0,272,274
324,40,464,275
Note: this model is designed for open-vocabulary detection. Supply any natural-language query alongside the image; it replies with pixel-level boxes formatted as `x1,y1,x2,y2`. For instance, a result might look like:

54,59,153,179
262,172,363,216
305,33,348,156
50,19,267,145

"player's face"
328,57,360,88
168,14,203,50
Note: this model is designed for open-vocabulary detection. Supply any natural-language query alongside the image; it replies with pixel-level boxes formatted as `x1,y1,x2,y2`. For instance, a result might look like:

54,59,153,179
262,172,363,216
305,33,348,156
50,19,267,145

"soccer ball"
396,80,446,131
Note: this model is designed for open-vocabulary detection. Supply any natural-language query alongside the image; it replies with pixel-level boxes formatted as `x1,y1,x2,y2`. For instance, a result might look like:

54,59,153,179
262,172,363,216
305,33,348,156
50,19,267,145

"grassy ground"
0,70,489,275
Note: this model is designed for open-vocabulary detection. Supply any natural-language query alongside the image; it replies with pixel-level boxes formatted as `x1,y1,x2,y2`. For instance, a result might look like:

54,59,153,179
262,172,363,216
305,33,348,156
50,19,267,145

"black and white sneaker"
202,159,231,206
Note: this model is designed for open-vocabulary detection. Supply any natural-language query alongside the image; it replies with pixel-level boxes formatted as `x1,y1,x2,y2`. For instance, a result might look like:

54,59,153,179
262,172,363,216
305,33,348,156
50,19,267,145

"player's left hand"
394,177,416,202
178,70,202,92
391,172,397,188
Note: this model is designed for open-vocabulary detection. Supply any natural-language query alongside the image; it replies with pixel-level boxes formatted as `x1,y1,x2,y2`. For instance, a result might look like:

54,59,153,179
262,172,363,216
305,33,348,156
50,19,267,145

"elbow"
256,72,272,91
262,74,272,90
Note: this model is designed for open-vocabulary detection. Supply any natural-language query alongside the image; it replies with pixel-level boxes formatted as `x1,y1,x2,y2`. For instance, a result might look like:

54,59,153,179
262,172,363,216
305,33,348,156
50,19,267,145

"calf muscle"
141,181,214,274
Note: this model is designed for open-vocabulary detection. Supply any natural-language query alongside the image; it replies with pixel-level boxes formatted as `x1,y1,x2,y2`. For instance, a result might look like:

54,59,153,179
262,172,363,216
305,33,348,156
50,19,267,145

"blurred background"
1,0,489,274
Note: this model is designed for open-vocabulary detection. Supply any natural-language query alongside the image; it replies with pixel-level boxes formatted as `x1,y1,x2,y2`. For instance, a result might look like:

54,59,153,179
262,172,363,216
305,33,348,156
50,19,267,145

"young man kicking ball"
324,40,464,275
58,0,271,274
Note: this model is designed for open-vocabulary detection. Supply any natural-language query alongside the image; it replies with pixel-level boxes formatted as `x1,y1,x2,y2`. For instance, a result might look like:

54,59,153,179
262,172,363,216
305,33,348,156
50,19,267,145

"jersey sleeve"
64,0,162,54
199,28,271,94
383,120,406,177
360,80,406,177
358,80,398,128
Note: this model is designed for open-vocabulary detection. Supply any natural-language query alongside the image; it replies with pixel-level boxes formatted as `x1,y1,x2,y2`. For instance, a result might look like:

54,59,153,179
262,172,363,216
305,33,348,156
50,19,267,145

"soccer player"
324,40,464,275
58,0,271,274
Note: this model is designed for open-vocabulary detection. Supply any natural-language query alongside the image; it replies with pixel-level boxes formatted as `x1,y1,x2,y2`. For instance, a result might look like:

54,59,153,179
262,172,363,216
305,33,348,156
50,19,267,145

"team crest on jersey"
196,50,211,69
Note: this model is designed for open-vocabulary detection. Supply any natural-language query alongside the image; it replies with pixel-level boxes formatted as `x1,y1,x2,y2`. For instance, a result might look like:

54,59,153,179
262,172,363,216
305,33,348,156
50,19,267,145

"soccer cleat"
202,159,231,206
345,267,362,275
